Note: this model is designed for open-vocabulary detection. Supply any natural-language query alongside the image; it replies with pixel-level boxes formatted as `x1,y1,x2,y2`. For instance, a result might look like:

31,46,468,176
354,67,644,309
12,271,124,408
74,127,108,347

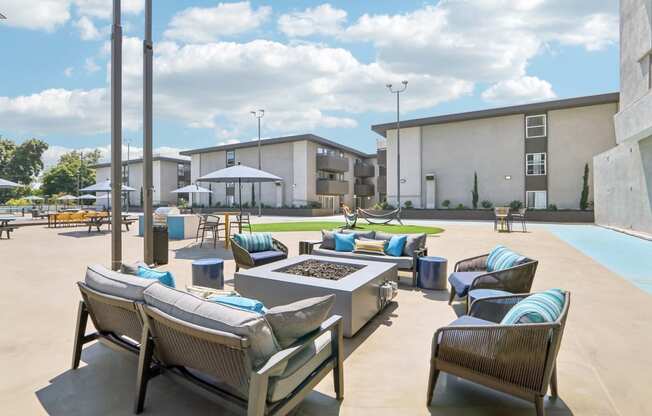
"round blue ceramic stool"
192,258,224,289
417,256,448,290
467,288,511,312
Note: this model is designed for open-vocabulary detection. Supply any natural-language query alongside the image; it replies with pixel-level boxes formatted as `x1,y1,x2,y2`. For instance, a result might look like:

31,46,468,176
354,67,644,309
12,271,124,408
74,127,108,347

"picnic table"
0,217,16,239
86,213,135,233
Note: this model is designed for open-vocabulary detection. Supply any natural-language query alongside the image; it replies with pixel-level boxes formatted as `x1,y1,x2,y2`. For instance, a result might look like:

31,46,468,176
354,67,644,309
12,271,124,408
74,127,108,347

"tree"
580,163,590,210
0,137,48,202
41,150,101,196
471,172,479,209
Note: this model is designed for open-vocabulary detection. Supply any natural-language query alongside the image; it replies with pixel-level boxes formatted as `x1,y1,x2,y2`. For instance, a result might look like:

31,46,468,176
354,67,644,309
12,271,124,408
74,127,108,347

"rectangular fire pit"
234,255,398,337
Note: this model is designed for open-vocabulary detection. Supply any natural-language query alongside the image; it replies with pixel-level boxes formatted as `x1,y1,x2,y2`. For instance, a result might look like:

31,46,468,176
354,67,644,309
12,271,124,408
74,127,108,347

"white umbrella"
24,195,44,202
57,195,79,201
0,178,20,189
81,179,136,192
198,164,282,212
171,184,212,194
79,194,97,200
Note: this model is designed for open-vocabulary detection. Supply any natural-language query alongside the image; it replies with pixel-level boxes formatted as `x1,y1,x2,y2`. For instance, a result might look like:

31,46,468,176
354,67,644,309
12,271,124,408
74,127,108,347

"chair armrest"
468,293,531,322
257,315,342,376
470,260,537,293
230,239,255,268
273,238,288,254
454,254,489,272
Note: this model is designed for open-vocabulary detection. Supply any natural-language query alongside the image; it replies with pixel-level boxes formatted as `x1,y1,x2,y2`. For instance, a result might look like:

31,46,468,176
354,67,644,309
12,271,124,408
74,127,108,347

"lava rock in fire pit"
277,259,364,280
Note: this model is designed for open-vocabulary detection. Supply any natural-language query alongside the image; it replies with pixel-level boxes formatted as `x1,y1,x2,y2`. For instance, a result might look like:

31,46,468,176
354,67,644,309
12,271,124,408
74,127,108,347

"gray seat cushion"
312,247,413,269
448,271,486,297
143,283,280,368
265,295,335,348
340,229,375,239
85,264,156,301
268,331,332,402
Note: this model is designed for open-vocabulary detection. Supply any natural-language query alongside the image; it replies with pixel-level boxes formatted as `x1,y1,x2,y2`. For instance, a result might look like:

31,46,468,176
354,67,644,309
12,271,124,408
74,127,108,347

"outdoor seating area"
494,207,528,233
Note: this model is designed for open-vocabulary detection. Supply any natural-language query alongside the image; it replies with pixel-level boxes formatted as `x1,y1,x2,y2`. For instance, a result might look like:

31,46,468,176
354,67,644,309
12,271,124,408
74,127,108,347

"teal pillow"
385,235,407,257
486,245,525,272
137,266,175,288
501,289,566,325
234,233,273,252
208,295,267,314
334,233,356,252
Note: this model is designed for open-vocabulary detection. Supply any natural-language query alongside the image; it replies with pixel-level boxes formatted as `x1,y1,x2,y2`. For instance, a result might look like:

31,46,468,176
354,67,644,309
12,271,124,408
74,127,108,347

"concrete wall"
386,127,423,207
594,0,652,235
158,160,181,205
548,103,618,209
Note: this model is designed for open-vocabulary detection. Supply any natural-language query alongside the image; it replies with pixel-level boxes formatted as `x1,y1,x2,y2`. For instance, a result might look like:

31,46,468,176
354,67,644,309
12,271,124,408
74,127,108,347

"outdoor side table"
192,258,224,290
299,240,322,255
417,256,448,290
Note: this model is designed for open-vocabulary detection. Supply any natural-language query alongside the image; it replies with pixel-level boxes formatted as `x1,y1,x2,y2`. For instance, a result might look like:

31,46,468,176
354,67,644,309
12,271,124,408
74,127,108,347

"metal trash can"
417,256,448,290
192,258,224,289
153,224,169,265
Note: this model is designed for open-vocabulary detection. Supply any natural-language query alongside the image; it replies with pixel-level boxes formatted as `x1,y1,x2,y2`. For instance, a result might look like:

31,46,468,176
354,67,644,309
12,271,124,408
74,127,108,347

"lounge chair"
341,204,357,228
428,291,571,416
231,233,288,272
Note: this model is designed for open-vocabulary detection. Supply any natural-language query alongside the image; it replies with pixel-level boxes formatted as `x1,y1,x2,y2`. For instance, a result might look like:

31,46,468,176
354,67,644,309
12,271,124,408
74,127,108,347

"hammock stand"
357,207,403,225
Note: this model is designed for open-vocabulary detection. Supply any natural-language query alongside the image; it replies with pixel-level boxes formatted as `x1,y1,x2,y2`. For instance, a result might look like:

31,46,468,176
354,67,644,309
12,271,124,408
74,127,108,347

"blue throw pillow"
208,295,267,314
137,266,176,288
501,289,566,324
486,245,526,272
385,235,407,257
234,233,273,253
334,232,356,252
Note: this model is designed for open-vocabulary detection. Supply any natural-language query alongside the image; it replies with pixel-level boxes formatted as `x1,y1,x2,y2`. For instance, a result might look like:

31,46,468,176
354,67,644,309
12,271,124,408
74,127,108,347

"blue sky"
0,1,619,166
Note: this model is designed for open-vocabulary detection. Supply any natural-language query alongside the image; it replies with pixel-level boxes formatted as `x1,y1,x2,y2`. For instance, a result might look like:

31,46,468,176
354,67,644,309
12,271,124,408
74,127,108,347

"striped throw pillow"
354,239,386,255
234,233,273,253
486,245,526,272
501,289,566,325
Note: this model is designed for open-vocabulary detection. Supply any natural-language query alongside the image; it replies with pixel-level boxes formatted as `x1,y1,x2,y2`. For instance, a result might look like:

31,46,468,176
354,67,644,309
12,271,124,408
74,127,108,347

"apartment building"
594,0,652,235
93,156,191,207
371,93,619,210
180,134,378,211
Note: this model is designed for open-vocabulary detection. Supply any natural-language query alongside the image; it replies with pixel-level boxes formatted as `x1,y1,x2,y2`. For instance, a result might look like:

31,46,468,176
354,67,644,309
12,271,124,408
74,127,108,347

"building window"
122,165,129,185
317,147,343,157
317,170,343,181
526,153,547,175
526,191,547,209
226,150,236,167
525,114,546,138
177,163,190,188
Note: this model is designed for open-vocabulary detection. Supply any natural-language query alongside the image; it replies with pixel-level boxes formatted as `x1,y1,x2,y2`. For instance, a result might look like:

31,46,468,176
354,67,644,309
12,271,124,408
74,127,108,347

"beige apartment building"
180,134,378,211
372,93,619,210
93,156,191,207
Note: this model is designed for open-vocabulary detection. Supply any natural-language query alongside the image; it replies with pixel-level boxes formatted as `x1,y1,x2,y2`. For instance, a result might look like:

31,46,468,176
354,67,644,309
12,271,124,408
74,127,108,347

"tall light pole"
386,80,408,209
125,138,131,212
110,0,123,271
143,0,154,265
251,109,264,216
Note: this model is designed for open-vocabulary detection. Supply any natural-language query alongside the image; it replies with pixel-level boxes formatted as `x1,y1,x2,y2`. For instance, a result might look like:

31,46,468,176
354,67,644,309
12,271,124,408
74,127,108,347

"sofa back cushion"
265,295,335,348
320,230,337,250
403,233,427,256
340,229,375,240
501,289,566,325
85,264,156,301
234,233,274,253
143,283,280,368
486,245,526,272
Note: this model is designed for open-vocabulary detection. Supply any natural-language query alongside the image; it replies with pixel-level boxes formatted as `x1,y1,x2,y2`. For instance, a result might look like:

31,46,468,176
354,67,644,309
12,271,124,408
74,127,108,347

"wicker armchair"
135,303,344,416
231,236,288,272
448,252,538,306
428,292,571,416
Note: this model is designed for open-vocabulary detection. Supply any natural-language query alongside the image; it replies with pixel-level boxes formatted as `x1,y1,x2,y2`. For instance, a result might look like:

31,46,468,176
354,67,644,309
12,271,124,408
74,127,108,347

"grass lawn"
251,221,444,234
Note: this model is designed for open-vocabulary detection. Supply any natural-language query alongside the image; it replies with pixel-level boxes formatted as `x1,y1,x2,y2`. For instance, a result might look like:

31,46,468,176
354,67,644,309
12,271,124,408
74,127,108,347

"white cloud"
164,1,271,43
75,16,100,40
0,0,71,32
73,0,144,20
84,57,100,73
64,67,74,77
278,4,347,37
481,76,557,104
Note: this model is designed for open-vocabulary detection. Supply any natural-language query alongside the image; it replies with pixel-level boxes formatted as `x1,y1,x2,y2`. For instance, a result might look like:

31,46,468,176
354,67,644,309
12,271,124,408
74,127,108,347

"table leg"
224,214,230,249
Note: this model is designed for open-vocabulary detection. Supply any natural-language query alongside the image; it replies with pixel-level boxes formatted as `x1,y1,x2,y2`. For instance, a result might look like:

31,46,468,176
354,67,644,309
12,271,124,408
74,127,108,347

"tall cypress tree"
471,172,479,209
580,163,590,210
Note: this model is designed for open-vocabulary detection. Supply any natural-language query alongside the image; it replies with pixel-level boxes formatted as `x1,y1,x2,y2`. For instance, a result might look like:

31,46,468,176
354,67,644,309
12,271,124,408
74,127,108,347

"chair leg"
534,396,545,416
247,373,269,416
448,287,456,304
332,320,344,400
550,363,558,397
235,265,240,272
135,328,155,414
426,365,439,405
413,268,418,287
71,301,89,370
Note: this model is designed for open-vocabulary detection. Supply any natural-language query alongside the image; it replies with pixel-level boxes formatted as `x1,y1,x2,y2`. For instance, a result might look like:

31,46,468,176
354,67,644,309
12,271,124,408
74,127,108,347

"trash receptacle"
153,224,169,265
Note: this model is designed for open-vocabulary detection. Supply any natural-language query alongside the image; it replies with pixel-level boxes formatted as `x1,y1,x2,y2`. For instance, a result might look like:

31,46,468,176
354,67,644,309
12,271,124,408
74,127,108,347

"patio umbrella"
0,178,20,189
57,195,78,201
198,164,282,213
171,183,212,207
79,194,97,200
24,195,44,202
81,179,136,193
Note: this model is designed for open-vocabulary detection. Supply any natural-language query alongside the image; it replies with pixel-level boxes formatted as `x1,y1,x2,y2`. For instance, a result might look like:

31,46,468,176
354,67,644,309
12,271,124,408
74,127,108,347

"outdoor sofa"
428,291,571,416
72,264,344,416
306,229,428,286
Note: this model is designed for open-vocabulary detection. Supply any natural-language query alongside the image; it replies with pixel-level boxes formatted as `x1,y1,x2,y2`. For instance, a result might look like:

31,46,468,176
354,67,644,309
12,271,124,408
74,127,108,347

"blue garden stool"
417,256,448,290
192,258,224,289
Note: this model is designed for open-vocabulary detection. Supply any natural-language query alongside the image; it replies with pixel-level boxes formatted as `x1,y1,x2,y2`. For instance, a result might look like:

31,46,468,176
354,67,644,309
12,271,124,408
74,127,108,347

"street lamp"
250,109,264,216
125,138,131,212
386,80,408,209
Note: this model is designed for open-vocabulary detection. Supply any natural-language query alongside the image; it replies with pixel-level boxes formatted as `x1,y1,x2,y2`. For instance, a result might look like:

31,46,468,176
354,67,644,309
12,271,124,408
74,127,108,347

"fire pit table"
235,255,398,337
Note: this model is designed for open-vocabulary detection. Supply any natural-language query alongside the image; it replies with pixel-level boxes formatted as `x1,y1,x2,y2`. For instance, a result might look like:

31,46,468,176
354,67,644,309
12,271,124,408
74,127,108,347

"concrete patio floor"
1,221,650,415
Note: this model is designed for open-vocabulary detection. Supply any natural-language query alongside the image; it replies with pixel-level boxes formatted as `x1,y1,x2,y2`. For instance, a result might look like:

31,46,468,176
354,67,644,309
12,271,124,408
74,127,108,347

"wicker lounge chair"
448,250,538,308
428,291,571,416
231,235,288,272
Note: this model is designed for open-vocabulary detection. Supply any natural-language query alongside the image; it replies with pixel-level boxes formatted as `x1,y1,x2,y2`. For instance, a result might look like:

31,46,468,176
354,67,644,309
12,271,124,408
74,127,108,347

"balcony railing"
354,183,375,196
316,154,349,172
316,179,349,195
354,163,375,178
377,176,387,194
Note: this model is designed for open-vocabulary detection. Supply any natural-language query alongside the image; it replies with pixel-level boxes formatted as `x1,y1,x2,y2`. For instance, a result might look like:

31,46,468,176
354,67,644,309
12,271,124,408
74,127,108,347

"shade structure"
24,195,44,201
81,179,136,193
171,184,212,194
0,178,20,189
198,164,282,213
57,195,79,201
79,194,98,200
